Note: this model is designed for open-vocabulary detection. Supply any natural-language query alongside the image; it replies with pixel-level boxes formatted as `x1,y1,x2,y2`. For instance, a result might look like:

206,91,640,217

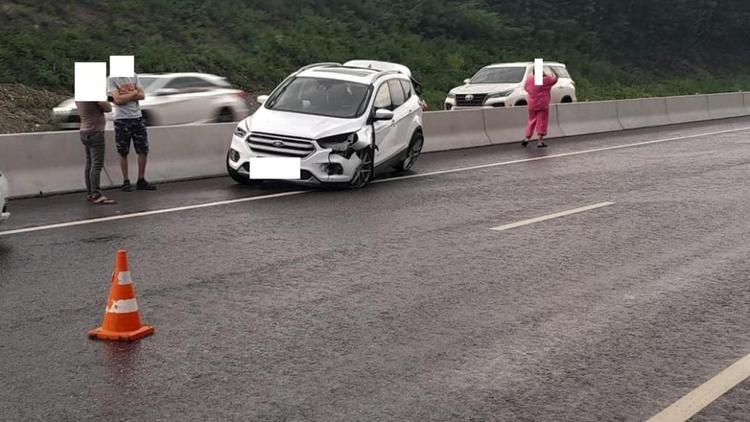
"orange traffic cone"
89,250,154,341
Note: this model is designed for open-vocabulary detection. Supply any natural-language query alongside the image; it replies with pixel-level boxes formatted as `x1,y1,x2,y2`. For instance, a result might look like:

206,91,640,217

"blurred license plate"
249,157,301,180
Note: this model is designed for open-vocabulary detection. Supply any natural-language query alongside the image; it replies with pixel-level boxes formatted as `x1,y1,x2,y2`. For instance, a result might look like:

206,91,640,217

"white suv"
227,61,424,188
444,62,577,110
0,170,9,225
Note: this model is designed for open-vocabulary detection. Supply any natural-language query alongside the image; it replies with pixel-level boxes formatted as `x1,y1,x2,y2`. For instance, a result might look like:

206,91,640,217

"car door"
371,81,398,167
551,66,575,102
156,77,209,124
395,79,420,150
384,79,414,159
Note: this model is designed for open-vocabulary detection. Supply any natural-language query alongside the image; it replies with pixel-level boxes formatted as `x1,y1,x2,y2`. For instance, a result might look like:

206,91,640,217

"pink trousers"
525,108,549,139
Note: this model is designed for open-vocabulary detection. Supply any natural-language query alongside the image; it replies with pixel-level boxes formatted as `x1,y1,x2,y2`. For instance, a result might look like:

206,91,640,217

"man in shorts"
108,73,156,191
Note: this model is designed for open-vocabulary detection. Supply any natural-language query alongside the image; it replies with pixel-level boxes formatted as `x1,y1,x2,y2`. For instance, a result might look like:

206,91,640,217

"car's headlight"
447,92,456,99
485,90,514,102
234,121,248,138
317,132,358,151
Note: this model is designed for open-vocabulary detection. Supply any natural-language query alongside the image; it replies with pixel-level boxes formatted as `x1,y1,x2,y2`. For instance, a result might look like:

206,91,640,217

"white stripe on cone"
117,271,132,285
106,298,139,314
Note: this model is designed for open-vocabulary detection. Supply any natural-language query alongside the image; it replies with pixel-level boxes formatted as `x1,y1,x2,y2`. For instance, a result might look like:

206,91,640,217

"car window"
139,77,160,92
165,77,213,91
471,67,526,84
388,80,406,108
551,66,571,79
399,80,413,99
374,83,392,110
266,77,371,119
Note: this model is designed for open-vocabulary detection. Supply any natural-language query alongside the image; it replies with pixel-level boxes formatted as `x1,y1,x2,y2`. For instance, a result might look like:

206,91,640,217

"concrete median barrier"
707,92,746,119
483,105,564,144
0,123,234,198
557,101,622,136
103,123,234,184
482,107,525,144
616,98,669,129
2,92,749,198
0,130,93,197
666,95,710,124
422,109,491,152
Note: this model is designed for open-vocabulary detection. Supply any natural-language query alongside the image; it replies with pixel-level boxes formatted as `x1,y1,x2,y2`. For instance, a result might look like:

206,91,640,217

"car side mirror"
464,78,471,85
155,88,179,96
374,109,394,120
257,95,269,105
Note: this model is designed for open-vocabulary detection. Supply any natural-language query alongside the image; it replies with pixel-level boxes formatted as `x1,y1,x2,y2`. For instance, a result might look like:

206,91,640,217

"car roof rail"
295,62,342,74
370,70,403,83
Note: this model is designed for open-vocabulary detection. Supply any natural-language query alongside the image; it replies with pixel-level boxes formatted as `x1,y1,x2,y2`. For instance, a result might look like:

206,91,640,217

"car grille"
456,94,487,107
247,132,315,158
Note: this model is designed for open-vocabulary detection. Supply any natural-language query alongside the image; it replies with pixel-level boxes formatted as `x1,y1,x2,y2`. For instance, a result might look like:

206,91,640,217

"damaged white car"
226,61,424,188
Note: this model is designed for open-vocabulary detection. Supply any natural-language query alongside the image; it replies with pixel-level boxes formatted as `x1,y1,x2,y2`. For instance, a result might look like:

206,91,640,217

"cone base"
88,325,154,342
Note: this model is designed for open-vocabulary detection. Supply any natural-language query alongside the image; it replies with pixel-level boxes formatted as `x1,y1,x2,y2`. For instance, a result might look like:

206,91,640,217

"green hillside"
1,0,749,110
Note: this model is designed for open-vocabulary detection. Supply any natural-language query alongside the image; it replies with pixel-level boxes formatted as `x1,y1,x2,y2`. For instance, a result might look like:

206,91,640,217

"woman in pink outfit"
522,69,558,148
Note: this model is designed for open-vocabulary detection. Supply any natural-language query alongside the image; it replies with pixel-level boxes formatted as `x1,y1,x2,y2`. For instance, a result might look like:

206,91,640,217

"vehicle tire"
515,100,527,106
349,147,374,188
216,107,235,123
561,96,573,103
226,150,261,185
396,131,424,172
141,111,155,127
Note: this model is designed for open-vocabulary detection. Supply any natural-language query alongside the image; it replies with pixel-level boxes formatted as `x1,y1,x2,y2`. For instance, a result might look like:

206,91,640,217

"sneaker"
122,180,133,192
136,179,157,191
521,140,529,147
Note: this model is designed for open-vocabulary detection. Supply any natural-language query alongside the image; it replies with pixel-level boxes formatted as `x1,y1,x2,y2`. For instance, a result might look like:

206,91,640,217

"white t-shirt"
108,75,143,120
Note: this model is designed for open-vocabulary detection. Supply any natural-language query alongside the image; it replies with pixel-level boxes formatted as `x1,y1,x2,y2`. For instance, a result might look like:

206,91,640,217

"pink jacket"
524,75,558,111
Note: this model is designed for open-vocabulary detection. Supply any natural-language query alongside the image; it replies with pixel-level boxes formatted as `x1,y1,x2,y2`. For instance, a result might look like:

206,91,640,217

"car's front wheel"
349,147,374,188
396,131,424,172
216,107,235,123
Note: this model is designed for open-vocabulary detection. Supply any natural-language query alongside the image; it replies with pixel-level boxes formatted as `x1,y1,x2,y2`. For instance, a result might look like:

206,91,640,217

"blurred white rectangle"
534,58,543,86
74,62,107,101
109,55,134,77
249,157,301,180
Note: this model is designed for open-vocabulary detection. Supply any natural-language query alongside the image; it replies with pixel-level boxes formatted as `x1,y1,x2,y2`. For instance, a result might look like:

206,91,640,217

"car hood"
54,98,76,111
450,83,521,95
245,108,364,140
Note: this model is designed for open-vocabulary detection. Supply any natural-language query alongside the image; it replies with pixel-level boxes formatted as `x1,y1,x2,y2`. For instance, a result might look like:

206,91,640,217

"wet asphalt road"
2,117,750,421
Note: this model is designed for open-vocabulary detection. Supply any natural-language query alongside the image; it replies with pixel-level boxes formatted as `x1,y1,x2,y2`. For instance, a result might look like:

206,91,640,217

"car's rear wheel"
561,96,573,103
397,131,424,172
216,107,235,123
226,151,261,185
349,147,374,188
141,111,155,127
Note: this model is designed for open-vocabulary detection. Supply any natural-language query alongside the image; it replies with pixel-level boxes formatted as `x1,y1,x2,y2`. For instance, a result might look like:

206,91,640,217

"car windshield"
470,67,526,84
266,77,371,118
139,77,161,93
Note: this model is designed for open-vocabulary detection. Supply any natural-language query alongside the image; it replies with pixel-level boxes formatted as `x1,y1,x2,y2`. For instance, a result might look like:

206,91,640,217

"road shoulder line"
649,353,750,421
3,125,749,237
490,202,614,232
